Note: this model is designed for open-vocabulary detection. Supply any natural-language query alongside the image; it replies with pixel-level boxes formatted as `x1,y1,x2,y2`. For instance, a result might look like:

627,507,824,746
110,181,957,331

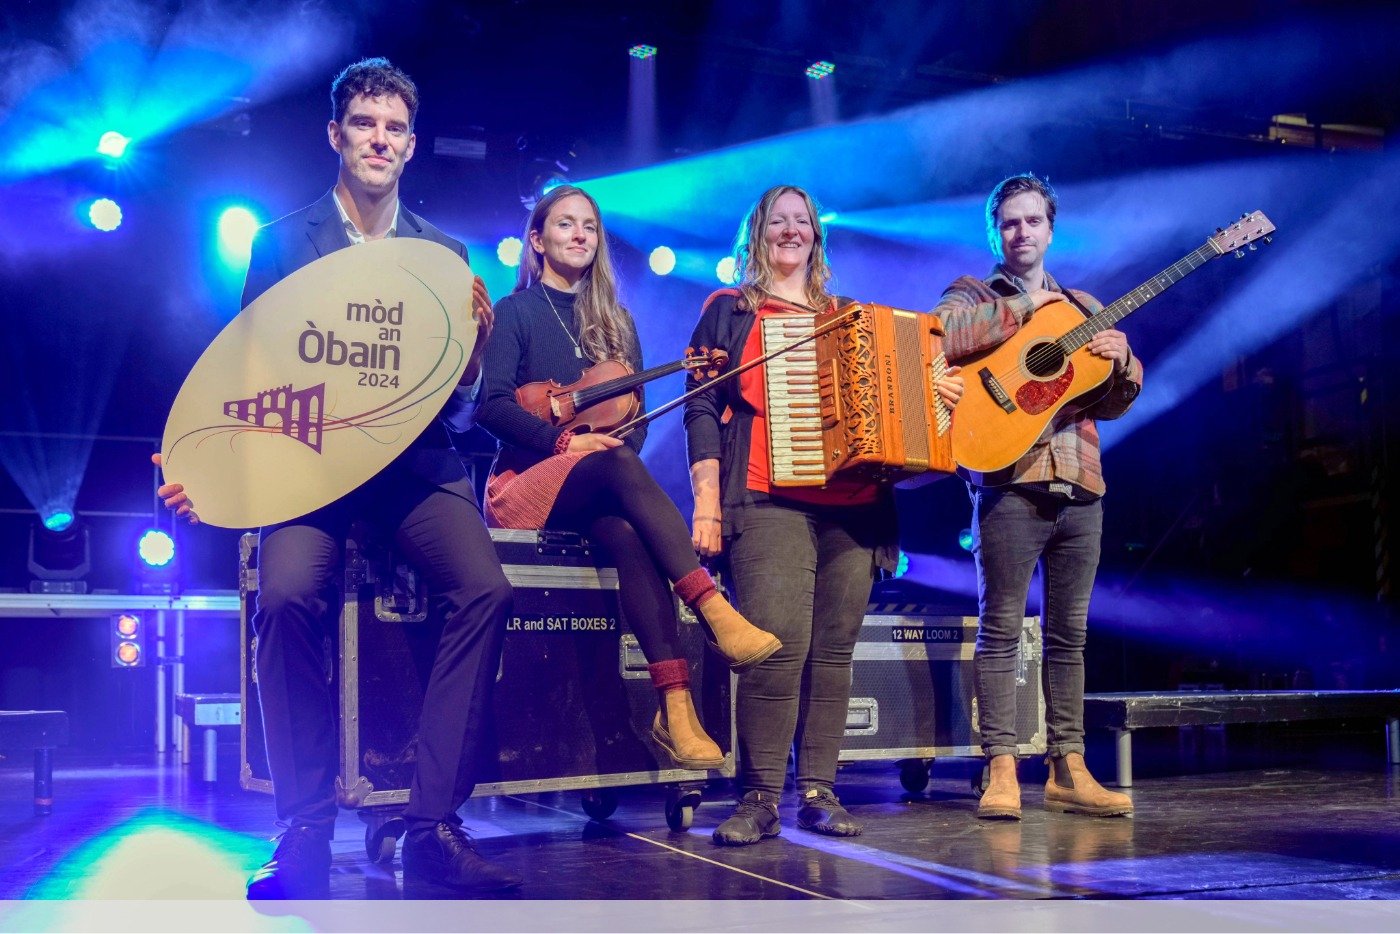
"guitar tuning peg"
1240,213,1248,219
1216,227,1224,234
1234,250,1245,259
1263,236,1272,244
1248,243,1257,251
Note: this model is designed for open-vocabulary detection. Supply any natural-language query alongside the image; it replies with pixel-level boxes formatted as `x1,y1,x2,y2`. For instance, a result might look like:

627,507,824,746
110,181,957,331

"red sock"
647,658,690,694
673,568,717,609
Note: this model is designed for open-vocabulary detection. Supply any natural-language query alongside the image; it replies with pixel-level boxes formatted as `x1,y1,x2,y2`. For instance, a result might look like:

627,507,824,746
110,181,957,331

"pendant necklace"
542,285,583,358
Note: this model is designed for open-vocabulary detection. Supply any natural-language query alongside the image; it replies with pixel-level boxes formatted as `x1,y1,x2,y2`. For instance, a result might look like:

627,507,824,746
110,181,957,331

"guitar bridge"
978,366,1017,413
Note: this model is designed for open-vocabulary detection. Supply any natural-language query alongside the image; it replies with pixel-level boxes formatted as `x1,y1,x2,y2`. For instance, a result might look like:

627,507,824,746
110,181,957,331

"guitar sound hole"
1024,341,1065,378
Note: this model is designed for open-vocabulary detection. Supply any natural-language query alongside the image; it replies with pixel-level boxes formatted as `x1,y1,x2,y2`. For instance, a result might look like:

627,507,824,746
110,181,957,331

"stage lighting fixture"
958,528,975,552
87,198,123,232
138,529,175,568
715,256,737,284
519,156,572,209
28,517,91,594
496,236,523,267
111,614,145,669
217,206,260,260
135,528,179,596
96,131,130,159
629,44,657,59
819,211,838,224
42,510,75,532
895,551,909,578
805,61,835,80
648,246,676,276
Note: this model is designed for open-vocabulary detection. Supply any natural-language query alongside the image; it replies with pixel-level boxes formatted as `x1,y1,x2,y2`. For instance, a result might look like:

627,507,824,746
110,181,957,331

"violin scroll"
683,345,730,380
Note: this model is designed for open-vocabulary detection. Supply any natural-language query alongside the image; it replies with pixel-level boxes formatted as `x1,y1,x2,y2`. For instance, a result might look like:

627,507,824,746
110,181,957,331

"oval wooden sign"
161,237,476,528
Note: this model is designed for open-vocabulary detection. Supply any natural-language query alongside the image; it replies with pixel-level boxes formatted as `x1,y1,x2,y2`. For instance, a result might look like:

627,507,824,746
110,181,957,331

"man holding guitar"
934,173,1139,821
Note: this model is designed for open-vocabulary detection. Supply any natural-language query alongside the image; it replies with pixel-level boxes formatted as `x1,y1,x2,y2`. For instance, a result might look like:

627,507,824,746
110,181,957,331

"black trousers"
253,470,511,835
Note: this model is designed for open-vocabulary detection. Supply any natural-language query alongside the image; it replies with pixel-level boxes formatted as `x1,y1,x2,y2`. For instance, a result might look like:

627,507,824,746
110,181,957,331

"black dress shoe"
401,822,523,892
246,825,332,900
797,788,863,837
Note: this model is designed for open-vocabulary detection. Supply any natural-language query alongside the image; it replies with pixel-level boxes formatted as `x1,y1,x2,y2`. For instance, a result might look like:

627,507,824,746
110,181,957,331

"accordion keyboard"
761,313,826,485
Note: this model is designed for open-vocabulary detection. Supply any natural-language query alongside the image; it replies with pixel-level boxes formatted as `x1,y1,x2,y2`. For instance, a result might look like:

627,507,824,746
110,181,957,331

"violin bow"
607,305,862,440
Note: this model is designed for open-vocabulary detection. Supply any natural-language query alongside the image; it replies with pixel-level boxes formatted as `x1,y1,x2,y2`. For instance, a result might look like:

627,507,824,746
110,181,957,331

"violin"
515,347,729,435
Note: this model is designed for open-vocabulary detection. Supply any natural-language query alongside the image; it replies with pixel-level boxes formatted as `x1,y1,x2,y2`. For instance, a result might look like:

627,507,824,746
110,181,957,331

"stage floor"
1,731,1399,931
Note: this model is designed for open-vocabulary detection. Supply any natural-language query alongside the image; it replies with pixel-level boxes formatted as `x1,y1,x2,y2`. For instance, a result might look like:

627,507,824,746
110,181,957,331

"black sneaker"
797,788,863,837
246,825,332,900
712,790,781,846
401,822,523,892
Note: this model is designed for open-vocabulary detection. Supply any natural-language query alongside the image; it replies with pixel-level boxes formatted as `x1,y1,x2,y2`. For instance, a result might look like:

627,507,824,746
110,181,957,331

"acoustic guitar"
951,211,1276,483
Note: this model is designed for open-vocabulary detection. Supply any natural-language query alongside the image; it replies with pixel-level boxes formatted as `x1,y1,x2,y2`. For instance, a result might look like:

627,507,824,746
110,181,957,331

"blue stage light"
895,551,909,578
497,236,523,267
137,529,176,569
541,175,567,197
649,246,676,276
217,206,259,263
715,256,737,284
42,511,75,533
96,131,130,159
806,61,835,80
88,198,123,232
629,44,657,60
958,528,975,551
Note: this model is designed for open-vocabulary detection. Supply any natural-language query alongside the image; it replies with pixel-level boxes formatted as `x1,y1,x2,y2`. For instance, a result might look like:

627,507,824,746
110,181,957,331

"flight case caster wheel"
665,787,702,831
582,788,619,821
898,758,932,793
359,811,404,863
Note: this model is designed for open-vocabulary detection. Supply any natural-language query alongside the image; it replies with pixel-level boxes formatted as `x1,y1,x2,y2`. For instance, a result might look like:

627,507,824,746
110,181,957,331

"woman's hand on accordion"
936,365,965,410
690,458,723,558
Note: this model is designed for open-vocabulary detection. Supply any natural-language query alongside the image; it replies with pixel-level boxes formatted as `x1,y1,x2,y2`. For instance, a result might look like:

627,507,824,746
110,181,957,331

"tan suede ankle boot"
976,754,1022,820
696,593,781,672
1043,753,1133,817
651,689,724,770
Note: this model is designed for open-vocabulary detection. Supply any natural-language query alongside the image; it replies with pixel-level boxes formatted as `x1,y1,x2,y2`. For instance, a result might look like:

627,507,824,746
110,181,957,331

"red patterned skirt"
484,451,595,529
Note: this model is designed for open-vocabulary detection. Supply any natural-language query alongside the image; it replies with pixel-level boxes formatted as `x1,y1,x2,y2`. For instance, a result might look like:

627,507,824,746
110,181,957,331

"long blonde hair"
515,185,635,364
732,185,834,312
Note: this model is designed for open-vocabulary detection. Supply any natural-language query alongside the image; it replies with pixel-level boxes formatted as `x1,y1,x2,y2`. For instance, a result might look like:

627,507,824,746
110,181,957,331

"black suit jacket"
242,190,474,494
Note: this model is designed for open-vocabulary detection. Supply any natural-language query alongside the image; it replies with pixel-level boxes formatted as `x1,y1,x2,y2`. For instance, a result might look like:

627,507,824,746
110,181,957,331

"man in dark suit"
158,57,519,899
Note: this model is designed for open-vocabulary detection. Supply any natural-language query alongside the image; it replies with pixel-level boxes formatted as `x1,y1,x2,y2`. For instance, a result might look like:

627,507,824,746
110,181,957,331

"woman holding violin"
477,185,781,772
685,185,965,845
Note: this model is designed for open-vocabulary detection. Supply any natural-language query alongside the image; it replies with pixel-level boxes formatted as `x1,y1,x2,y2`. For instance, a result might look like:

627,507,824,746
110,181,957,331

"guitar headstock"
1209,211,1276,257
683,346,731,379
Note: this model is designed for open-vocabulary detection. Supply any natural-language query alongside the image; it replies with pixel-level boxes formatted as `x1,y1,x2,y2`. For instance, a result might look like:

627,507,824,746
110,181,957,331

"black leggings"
545,446,699,664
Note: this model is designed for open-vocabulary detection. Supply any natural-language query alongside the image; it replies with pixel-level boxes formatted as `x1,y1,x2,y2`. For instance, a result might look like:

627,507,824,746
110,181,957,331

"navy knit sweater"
478,282,646,479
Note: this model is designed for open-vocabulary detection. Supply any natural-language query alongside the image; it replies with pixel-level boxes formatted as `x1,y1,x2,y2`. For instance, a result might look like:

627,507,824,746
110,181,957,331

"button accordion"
762,302,955,487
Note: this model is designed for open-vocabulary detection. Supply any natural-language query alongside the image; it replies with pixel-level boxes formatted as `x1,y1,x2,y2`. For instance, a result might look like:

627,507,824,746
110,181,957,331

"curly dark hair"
331,57,419,128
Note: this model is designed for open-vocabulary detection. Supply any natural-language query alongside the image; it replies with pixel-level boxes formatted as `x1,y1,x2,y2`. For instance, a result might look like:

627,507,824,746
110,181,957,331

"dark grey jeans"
969,485,1102,759
727,500,879,797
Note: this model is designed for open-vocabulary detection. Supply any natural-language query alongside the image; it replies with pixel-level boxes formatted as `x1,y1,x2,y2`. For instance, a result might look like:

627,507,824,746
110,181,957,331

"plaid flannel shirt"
932,266,1143,497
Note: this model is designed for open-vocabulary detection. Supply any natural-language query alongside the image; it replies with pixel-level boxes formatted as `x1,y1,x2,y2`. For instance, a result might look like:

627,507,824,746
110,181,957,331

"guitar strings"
983,245,1214,390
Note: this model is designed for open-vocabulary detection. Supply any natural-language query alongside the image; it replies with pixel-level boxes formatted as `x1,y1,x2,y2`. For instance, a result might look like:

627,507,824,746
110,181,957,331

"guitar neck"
573,358,686,408
1059,241,1218,353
